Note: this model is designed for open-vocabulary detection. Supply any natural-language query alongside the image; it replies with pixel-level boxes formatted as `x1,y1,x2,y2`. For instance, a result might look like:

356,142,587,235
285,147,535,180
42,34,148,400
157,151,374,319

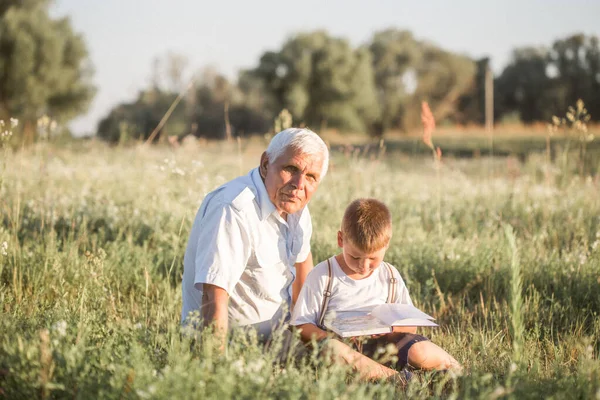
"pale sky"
51,0,600,136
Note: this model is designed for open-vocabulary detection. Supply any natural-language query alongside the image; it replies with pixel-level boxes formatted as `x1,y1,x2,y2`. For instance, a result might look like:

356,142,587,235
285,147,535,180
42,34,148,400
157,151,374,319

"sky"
51,0,600,136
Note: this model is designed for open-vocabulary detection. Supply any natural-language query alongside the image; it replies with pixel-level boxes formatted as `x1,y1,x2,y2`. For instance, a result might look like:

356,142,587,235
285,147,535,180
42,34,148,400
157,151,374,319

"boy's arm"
390,265,419,334
292,252,313,306
294,323,329,343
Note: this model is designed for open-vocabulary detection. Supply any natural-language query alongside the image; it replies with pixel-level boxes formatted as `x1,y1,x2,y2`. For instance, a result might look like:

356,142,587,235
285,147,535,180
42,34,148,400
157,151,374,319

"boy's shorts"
352,332,429,370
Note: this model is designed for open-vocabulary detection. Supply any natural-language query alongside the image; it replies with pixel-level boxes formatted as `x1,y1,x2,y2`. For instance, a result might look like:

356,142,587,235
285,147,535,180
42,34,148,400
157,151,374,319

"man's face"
260,147,324,218
337,231,387,280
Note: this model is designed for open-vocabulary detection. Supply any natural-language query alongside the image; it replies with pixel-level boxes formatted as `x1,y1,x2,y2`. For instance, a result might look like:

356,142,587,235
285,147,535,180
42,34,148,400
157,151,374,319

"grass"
1,137,599,399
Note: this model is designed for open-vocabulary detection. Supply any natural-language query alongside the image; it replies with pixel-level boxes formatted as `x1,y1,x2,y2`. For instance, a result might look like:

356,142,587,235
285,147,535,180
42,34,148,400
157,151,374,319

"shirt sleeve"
295,207,312,263
194,201,251,295
393,269,414,306
290,268,324,326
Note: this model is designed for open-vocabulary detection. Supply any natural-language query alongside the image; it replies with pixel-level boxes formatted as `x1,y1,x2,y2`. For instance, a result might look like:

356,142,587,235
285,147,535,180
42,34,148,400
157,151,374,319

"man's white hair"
265,128,330,178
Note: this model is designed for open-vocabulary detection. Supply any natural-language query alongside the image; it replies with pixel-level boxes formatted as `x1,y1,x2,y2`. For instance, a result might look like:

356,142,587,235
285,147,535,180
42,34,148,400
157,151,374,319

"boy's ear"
259,152,269,179
337,231,343,248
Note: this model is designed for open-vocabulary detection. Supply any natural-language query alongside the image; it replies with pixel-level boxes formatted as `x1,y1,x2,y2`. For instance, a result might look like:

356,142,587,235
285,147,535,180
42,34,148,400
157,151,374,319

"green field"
1,138,599,399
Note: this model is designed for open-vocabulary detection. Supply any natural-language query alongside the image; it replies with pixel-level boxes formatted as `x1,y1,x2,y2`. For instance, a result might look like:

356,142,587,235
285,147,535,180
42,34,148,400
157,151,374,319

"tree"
368,29,420,133
97,65,271,143
549,34,600,119
246,31,381,133
495,47,555,123
495,34,600,124
456,58,491,125
97,88,184,143
368,29,476,132
0,0,95,141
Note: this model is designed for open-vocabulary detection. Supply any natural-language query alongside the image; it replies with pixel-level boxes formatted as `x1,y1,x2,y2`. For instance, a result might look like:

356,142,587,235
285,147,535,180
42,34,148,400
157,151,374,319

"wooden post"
485,66,495,179
485,66,494,133
224,101,232,142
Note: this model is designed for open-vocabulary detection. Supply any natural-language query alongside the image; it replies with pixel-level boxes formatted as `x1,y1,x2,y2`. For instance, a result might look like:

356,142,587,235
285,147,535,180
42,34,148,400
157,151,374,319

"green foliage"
97,30,600,141
98,67,271,143
496,33,600,124
369,29,477,133
0,0,95,141
247,31,381,133
1,140,599,398
504,225,523,366
97,88,183,143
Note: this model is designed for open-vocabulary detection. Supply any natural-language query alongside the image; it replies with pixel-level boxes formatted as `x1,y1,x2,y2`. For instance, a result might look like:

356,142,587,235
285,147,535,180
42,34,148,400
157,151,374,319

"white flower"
1,241,7,256
232,358,245,374
172,167,185,176
10,118,18,128
52,320,67,337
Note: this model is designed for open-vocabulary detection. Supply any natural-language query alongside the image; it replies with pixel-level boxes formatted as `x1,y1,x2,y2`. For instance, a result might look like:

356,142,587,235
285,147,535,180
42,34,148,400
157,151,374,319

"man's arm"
292,252,313,306
201,283,230,350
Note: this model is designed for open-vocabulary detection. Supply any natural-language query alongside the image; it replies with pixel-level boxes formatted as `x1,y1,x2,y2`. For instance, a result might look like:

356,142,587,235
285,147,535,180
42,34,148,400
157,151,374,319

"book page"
324,314,392,338
389,318,438,327
372,304,436,326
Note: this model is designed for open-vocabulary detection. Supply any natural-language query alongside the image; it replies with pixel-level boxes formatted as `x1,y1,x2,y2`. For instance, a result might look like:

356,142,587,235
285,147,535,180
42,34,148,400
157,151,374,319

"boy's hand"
369,334,387,339
391,326,418,334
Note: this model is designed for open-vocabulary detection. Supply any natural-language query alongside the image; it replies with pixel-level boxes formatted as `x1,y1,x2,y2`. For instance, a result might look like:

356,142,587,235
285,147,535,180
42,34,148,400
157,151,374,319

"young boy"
291,198,460,380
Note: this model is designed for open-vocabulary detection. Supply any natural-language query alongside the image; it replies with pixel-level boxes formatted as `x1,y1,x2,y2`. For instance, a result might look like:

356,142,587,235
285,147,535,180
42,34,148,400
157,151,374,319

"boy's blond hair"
341,198,392,253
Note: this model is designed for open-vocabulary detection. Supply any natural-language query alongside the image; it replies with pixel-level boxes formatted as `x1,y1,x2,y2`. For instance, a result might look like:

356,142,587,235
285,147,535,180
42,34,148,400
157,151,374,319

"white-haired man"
181,128,329,347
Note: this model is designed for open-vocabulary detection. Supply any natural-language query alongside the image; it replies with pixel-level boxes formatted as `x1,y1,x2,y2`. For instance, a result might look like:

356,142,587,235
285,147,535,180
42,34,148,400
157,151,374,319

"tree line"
1,1,598,142
96,30,600,142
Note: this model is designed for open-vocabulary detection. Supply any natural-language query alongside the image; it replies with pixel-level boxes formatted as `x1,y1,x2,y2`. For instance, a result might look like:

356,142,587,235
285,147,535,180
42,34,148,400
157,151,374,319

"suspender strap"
385,262,398,303
317,258,334,329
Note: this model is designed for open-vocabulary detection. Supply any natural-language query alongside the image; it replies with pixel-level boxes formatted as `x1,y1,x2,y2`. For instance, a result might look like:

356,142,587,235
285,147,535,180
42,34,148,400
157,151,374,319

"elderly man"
181,128,329,345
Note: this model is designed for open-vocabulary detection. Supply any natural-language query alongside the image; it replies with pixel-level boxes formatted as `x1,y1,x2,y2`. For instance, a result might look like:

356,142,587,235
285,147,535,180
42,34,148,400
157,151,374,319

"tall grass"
0,138,599,398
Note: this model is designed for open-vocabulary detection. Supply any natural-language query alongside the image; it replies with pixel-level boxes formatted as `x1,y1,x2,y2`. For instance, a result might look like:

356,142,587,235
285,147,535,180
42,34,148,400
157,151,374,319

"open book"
324,304,438,338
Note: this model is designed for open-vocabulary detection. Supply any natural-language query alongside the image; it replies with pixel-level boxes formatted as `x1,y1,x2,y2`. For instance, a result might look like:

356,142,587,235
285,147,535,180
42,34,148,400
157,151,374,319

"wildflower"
421,101,435,149
232,358,245,374
10,118,18,128
172,167,186,176
1,241,7,256
52,320,67,337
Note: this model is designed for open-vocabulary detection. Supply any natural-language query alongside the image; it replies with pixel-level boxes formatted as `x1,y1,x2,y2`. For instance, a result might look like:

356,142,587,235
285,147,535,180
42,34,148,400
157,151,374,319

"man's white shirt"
290,256,412,327
181,168,312,338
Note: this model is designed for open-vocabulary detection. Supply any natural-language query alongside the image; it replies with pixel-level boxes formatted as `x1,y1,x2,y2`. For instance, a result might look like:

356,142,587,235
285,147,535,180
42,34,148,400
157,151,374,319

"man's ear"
259,152,269,179
337,231,343,248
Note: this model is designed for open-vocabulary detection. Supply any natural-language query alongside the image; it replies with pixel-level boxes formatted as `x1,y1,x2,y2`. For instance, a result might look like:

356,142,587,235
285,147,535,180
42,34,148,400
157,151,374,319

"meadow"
1,134,599,399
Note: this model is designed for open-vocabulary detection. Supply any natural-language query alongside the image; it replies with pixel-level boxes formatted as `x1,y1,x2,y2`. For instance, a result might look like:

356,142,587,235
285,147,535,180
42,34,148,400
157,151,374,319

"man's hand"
200,283,229,351
292,252,314,306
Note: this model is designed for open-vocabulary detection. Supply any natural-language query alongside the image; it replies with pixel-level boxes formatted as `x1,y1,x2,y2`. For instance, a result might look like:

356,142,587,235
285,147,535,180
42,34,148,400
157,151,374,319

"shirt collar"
250,168,278,222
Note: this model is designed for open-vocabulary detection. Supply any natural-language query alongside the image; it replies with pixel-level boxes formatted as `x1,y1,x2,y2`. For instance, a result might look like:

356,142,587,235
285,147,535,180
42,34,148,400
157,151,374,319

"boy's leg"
361,333,461,372
406,340,462,372
320,338,400,382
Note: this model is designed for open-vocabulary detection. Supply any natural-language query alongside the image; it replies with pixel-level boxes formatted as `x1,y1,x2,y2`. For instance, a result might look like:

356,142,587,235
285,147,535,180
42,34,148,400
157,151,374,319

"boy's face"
337,231,387,280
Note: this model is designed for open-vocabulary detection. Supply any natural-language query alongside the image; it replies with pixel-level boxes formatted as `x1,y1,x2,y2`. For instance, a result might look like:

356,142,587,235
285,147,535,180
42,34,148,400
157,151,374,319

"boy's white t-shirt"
290,256,413,327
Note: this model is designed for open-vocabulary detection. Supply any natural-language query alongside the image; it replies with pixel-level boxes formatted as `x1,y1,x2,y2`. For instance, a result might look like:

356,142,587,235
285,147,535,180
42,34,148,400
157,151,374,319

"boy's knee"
407,341,428,364
407,341,461,371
